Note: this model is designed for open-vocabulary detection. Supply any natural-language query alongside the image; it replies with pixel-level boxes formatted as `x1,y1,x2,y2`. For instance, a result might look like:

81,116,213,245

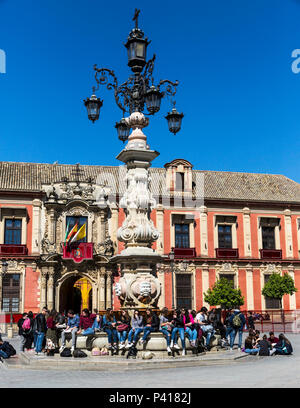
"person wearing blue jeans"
116,310,131,349
60,310,80,353
195,307,214,349
140,309,160,345
34,307,48,355
159,307,172,352
127,310,144,347
170,309,187,356
102,308,118,350
228,309,246,351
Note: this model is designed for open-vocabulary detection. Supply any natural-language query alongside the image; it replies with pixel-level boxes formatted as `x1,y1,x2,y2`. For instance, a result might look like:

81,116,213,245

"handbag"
100,347,109,356
117,324,129,332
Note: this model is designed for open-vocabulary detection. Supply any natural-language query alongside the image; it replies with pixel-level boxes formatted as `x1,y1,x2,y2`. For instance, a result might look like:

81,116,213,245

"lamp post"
84,8,183,141
84,10,183,312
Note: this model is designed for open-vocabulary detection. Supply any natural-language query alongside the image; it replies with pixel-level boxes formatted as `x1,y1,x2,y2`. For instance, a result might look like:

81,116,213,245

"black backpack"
73,349,87,358
1,341,16,357
60,348,72,357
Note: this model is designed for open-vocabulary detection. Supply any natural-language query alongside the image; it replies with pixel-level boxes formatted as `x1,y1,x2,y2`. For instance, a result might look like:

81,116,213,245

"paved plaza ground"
0,333,299,388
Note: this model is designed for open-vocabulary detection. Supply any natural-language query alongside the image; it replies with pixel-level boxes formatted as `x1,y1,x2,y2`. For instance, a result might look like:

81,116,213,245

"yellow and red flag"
65,223,78,244
70,223,86,244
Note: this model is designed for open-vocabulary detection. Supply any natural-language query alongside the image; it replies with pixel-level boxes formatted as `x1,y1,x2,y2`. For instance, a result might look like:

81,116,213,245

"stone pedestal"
7,327,13,338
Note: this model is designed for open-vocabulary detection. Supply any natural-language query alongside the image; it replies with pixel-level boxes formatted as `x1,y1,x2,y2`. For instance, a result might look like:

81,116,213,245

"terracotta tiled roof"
0,161,299,203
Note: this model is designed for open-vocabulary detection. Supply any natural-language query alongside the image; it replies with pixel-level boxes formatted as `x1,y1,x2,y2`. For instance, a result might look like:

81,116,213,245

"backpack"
1,341,16,357
73,349,87,358
60,348,72,357
22,318,31,331
232,313,242,328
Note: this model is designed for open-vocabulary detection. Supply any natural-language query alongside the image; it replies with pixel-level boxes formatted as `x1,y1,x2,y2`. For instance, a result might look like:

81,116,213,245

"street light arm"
158,79,179,106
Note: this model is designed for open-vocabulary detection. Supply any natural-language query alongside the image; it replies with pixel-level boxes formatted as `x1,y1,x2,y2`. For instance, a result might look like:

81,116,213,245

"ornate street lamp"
115,118,130,142
84,91,103,123
84,9,183,138
165,107,184,135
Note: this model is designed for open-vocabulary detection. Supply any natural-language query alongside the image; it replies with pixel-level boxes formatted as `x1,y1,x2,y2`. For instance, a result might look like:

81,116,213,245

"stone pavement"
0,333,299,388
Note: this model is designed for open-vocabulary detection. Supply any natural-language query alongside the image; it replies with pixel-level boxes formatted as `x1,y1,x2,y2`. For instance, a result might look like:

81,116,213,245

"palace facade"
1,158,300,316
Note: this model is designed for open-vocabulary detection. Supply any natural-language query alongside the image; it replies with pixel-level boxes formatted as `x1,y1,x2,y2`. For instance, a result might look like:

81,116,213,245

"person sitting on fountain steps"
140,309,159,345
159,307,173,353
126,310,144,348
170,309,187,356
102,308,118,351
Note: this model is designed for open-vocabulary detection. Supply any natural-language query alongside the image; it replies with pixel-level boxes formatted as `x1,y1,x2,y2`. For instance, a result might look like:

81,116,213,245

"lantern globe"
84,94,103,123
165,108,184,135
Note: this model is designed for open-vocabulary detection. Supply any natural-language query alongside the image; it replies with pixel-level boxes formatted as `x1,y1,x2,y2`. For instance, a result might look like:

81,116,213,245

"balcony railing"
0,244,28,255
215,248,239,259
260,249,282,260
62,242,94,263
173,247,196,258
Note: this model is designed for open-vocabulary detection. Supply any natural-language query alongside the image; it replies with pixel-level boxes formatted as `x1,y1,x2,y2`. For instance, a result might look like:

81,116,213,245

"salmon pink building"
0,158,300,329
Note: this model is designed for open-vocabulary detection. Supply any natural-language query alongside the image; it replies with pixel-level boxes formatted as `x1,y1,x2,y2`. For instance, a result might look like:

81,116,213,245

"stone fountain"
111,111,162,311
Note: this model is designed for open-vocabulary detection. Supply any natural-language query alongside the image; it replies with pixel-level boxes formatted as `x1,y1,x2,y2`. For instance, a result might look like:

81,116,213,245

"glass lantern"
125,28,150,73
145,86,163,115
83,94,103,123
165,108,184,135
115,118,130,142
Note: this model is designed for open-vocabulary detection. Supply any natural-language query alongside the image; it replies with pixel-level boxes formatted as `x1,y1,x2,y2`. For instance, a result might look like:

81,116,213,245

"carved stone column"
106,271,112,309
49,209,56,244
288,264,296,310
200,206,208,257
100,211,106,243
202,264,209,308
47,267,55,310
32,199,42,254
99,267,106,310
40,267,48,310
246,264,254,310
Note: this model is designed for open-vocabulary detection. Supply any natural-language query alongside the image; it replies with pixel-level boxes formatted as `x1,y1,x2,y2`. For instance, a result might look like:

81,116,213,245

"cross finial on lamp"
133,8,140,29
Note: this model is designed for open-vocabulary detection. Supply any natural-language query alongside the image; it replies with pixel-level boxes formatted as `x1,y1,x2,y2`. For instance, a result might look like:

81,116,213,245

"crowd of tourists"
6,306,293,358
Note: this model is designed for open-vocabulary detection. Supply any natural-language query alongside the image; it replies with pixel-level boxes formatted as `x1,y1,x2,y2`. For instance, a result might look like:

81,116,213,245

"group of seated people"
58,306,217,356
242,329,293,356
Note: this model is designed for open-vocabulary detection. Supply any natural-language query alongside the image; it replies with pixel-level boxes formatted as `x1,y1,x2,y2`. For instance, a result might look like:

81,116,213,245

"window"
264,275,280,309
2,274,20,312
4,219,22,245
66,216,88,243
262,226,275,249
219,274,235,288
176,274,192,309
218,225,232,248
176,172,185,191
175,224,190,248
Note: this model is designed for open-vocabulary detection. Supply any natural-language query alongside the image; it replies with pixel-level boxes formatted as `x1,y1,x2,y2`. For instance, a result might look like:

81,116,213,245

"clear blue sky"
0,0,300,182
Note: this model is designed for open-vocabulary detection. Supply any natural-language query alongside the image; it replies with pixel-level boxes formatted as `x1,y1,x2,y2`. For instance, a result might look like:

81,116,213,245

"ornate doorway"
58,275,93,314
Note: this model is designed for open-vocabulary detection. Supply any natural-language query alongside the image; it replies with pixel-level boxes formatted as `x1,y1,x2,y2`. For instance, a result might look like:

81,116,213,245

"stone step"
2,351,250,372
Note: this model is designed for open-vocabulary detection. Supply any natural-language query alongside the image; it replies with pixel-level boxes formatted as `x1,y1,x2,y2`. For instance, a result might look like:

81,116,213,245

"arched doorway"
59,275,92,314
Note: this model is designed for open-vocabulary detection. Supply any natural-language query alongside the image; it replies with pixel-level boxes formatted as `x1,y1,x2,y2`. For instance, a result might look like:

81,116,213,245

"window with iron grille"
2,274,20,312
176,274,192,309
218,224,232,248
219,274,235,288
175,224,190,248
262,226,275,249
4,219,22,245
264,275,280,309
